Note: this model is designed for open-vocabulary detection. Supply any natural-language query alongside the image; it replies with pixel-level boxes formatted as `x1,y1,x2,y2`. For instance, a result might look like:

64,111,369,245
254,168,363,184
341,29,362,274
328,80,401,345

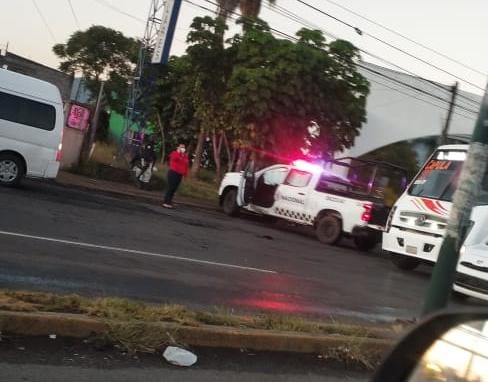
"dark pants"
164,169,183,204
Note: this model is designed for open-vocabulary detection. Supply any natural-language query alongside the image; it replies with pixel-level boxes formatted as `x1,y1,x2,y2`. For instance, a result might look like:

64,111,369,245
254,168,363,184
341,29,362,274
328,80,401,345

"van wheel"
316,215,342,245
0,153,24,187
354,235,378,252
390,253,420,271
222,188,239,216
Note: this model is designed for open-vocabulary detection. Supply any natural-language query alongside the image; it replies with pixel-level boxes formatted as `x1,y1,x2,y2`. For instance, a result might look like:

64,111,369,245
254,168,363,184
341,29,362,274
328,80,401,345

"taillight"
55,142,63,161
361,203,373,222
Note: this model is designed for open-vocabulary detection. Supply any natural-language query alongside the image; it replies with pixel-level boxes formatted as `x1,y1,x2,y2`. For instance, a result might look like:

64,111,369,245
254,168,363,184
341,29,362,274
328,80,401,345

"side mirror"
372,311,488,382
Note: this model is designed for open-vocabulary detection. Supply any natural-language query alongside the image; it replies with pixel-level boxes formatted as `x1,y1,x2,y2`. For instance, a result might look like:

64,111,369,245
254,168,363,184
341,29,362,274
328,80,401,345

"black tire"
0,153,24,187
316,215,342,245
354,235,378,252
390,253,421,271
222,188,240,216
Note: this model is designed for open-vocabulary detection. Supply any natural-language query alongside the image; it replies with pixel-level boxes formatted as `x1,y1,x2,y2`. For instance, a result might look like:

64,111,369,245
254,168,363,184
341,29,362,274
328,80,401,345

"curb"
0,311,395,357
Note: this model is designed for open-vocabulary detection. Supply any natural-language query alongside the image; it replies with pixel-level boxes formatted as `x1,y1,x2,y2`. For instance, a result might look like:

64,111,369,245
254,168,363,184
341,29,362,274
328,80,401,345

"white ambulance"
383,144,488,301
219,158,407,251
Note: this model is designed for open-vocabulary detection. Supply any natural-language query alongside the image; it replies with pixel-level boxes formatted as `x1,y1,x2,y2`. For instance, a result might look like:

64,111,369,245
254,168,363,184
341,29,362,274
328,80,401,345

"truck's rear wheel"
354,235,378,252
390,253,420,271
316,215,342,245
222,188,240,216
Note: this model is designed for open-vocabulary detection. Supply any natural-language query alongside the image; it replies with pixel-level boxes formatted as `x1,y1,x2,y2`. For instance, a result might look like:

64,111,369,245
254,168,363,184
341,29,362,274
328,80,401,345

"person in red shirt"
163,143,189,208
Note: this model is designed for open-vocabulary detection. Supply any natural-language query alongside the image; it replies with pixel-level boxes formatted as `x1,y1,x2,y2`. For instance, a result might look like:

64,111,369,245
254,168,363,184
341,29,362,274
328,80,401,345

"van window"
0,90,56,131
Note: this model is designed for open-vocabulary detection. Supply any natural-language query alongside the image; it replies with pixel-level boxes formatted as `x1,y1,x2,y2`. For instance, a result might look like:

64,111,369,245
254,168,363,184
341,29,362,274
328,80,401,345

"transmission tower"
121,0,166,154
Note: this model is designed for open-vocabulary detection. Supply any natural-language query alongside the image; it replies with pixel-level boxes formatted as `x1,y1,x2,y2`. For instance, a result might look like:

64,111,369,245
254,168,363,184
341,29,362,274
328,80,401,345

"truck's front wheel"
354,235,378,252
316,215,342,245
222,188,240,216
390,253,420,271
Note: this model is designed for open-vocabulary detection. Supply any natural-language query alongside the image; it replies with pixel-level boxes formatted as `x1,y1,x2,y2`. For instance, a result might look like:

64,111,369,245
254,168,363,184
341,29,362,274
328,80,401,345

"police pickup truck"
218,158,407,251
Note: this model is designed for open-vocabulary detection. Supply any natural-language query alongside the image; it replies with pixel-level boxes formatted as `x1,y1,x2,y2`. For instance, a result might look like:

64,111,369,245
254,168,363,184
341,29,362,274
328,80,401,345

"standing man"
163,143,189,208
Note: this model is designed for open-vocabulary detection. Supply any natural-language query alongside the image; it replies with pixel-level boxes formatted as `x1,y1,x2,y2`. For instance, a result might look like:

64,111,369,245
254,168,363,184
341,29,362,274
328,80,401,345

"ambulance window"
262,168,288,186
285,169,312,187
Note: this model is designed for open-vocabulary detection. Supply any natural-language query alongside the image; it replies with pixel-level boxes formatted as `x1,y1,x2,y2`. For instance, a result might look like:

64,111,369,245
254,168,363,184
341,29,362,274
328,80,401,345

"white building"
343,62,482,158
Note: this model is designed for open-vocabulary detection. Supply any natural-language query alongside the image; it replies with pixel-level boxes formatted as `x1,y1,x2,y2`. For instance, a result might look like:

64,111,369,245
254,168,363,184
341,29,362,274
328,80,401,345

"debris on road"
163,346,197,367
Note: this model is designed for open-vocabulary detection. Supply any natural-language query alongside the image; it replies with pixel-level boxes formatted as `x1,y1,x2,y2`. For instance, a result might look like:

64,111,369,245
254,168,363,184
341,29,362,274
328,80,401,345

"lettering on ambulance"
424,160,452,171
411,198,449,216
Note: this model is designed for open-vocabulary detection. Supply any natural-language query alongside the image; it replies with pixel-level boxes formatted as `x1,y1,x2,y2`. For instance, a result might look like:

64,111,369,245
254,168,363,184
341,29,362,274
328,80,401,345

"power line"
184,0,215,14
366,74,476,122
295,0,486,93
260,0,481,110
93,0,145,24
321,0,486,78
187,0,480,117
262,1,339,40
67,0,81,29
31,0,57,43
357,63,479,115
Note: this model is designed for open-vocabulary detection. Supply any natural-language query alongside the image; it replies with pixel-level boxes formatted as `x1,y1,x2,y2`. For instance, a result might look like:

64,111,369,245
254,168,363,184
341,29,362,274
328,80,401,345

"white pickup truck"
218,158,407,251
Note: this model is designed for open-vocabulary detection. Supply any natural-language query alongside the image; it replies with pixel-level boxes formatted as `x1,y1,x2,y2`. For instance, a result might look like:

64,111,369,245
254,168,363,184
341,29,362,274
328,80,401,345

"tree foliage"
152,16,369,174
217,0,276,20
224,20,369,161
53,25,138,112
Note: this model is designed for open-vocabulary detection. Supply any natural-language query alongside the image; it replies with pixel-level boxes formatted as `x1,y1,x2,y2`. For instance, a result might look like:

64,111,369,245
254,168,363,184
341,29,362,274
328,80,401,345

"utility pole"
439,82,459,145
86,80,105,160
423,84,488,315
120,0,182,156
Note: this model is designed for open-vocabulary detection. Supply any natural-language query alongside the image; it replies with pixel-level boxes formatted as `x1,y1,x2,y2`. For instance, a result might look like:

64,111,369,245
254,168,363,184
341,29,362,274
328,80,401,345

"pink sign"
67,104,90,131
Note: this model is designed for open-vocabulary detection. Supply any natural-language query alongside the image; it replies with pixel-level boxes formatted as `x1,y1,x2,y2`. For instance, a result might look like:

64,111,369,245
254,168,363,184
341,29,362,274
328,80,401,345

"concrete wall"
60,126,85,169
0,52,73,102
343,62,481,157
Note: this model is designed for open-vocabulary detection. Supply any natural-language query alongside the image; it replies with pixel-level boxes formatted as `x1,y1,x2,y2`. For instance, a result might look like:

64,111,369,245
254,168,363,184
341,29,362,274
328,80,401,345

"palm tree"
217,0,276,21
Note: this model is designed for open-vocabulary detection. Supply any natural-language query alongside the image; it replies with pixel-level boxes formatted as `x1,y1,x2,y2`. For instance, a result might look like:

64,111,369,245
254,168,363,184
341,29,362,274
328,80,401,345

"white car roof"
0,68,62,105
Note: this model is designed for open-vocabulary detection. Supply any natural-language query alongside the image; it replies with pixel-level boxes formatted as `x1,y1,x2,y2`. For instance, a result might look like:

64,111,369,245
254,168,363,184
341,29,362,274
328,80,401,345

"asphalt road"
0,336,369,382
0,179,482,322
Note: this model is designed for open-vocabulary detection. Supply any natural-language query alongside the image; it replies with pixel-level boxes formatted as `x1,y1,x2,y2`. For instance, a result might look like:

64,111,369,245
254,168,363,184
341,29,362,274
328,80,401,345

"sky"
1,0,487,95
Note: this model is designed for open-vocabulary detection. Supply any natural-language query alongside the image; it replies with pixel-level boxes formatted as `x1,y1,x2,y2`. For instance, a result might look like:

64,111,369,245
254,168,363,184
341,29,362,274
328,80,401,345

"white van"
0,69,64,186
383,144,488,300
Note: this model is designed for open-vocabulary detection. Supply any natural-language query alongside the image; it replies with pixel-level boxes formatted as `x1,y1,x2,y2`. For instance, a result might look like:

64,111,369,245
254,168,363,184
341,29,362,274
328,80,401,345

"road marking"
0,230,277,274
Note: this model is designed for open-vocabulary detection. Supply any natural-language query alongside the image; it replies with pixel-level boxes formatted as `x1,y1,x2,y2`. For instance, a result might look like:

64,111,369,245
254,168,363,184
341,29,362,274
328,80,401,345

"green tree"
224,20,370,166
53,25,138,113
152,17,369,178
151,55,196,163
186,16,235,177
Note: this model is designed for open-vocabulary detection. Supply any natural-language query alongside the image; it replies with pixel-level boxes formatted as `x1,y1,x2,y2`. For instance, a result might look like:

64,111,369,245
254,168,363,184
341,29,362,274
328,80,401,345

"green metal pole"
423,84,488,316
